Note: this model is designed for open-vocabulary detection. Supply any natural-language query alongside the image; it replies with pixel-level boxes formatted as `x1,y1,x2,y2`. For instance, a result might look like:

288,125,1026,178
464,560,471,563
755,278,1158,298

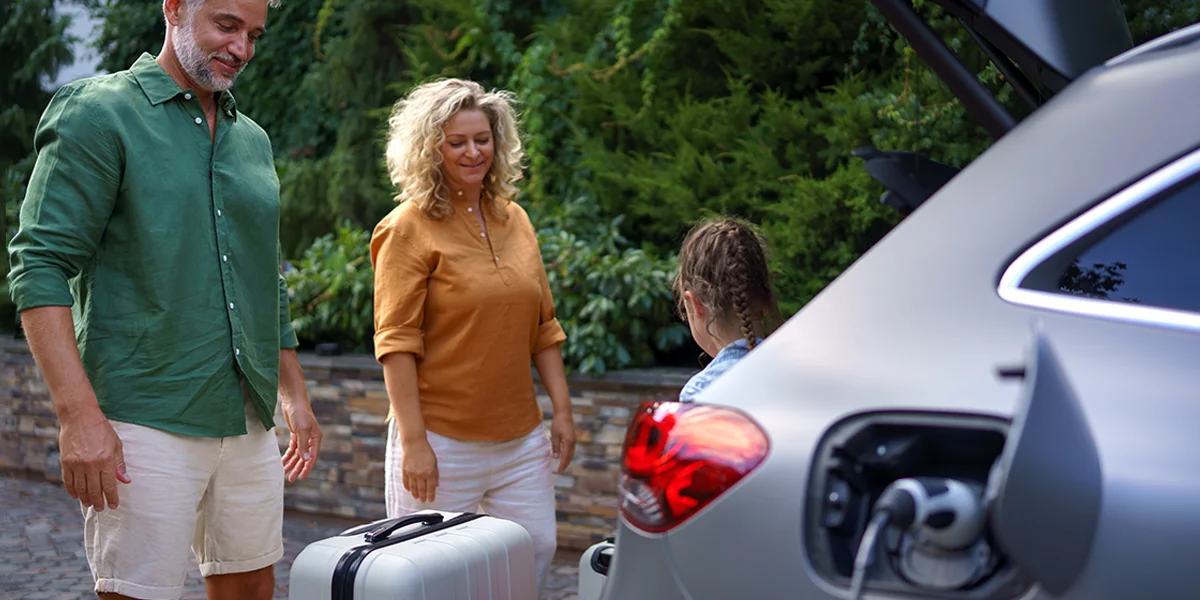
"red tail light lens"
618,401,770,533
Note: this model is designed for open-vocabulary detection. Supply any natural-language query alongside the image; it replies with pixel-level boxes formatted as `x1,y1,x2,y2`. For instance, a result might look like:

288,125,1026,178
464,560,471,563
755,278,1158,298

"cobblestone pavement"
1,475,580,600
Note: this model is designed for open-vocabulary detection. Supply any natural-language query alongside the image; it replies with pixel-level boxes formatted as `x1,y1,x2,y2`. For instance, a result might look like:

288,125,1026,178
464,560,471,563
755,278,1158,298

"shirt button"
185,93,192,100
467,207,473,212
494,256,499,261
216,209,222,217
228,302,235,310
481,232,486,238
235,348,241,356
194,117,203,125
222,255,228,262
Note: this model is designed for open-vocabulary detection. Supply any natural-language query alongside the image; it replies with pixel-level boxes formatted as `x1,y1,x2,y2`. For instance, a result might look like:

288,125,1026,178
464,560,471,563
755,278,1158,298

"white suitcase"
577,537,614,600
289,510,537,600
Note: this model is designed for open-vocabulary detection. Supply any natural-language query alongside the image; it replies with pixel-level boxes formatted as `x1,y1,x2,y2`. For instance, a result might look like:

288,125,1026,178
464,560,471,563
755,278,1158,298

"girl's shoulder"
677,339,763,403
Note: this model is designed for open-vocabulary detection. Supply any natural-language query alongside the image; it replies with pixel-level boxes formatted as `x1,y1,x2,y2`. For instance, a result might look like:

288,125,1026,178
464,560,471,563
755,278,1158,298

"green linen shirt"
8,53,299,437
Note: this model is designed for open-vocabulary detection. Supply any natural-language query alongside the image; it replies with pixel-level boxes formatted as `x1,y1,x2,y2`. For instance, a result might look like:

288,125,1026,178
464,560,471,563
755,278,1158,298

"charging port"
804,411,1033,599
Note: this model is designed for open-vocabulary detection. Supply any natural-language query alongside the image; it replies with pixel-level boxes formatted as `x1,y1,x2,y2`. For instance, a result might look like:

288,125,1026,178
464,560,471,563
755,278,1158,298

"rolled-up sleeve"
532,241,567,355
8,85,121,312
369,215,430,361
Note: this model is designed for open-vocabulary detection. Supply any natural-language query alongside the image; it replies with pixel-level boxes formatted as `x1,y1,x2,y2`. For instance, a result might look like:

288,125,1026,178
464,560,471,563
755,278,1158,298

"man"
7,1,321,598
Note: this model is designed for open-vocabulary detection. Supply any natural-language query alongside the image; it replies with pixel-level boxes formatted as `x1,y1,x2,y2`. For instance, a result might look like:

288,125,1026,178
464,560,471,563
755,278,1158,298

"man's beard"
172,13,244,92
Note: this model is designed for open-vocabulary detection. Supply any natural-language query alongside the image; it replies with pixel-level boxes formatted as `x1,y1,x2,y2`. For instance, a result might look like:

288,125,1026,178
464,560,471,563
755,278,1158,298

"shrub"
283,202,689,374
532,197,689,374
284,222,375,352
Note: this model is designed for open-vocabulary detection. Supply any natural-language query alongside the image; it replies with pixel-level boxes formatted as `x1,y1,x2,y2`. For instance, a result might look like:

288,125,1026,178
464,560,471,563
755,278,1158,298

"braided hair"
672,218,779,351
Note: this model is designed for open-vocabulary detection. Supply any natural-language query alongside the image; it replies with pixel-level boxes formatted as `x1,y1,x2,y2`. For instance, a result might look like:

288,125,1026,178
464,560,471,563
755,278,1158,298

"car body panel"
601,29,1200,600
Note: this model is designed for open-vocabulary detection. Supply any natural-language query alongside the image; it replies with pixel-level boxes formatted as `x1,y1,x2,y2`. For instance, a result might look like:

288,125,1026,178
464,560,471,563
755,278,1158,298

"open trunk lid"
855,0,1134,215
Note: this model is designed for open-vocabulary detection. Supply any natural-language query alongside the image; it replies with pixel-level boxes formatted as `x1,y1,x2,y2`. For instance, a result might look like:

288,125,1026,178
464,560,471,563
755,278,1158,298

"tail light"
618,401,770,533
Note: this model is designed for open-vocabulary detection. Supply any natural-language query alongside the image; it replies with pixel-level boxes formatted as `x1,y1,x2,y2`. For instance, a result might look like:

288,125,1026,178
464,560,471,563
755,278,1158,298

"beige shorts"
83,401,285,600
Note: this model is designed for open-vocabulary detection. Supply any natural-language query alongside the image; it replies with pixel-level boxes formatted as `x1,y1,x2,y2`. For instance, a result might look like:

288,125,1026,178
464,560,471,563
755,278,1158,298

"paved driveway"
0,475,580,599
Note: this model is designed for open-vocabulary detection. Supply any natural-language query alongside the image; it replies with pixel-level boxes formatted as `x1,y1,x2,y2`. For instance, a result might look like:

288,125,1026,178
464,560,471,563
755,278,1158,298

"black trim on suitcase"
331,512,487,600
590,537,615,576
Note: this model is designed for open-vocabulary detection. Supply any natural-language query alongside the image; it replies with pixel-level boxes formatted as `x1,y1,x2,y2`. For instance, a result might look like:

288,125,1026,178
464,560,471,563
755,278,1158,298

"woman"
369,78,576,592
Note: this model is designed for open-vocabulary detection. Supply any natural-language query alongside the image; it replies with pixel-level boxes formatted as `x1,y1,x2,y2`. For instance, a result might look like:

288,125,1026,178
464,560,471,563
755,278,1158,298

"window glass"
1029,177,1200,314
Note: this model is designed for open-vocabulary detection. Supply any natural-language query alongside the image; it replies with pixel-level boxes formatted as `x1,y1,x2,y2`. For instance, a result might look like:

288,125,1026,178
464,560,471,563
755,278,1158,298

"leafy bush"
283,203,688,374
532,198,689,374
77,0,1200,372
284,223,375,352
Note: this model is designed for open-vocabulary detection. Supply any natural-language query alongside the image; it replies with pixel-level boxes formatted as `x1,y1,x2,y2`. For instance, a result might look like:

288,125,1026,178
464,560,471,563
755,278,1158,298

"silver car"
596,1,1200,598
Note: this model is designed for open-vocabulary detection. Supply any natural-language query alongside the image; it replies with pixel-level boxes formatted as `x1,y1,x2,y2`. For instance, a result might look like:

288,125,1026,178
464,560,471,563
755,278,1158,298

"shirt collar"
713,338,761,361
130,52,239,120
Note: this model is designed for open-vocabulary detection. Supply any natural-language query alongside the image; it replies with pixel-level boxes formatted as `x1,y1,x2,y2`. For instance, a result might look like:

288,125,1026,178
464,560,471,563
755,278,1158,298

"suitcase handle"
333,513,486,600
363,513,445,543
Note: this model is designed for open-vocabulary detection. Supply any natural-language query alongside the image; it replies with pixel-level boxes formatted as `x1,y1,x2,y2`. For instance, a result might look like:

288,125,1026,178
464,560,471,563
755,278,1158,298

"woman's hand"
550,411,576,473
402,438,439,503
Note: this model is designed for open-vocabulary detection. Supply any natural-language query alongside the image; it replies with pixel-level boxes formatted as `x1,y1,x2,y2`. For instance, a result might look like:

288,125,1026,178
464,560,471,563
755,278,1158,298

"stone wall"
0,336,691,550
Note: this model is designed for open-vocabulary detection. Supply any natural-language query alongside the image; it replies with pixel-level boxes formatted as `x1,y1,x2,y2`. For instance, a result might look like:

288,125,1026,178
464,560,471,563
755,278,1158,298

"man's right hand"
58,408,131,511
401,438,439,504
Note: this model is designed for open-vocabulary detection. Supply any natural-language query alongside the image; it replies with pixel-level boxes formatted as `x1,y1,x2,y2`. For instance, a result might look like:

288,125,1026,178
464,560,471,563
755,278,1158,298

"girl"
672,218,780,402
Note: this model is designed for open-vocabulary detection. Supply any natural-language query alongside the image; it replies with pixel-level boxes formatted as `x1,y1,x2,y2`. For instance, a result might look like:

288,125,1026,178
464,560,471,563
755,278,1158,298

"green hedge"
9,0,1198,369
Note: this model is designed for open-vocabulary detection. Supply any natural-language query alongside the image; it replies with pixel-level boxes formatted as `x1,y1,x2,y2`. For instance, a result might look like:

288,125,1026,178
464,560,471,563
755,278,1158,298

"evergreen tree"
1,0,76,332
71,0,1200,371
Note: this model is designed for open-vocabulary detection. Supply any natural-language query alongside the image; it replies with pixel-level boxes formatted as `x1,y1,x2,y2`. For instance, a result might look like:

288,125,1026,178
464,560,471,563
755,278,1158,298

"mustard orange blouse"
370,196,567,442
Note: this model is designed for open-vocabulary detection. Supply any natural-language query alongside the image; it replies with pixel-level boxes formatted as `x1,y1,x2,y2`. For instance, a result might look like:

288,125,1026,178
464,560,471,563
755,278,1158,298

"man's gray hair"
182,0,282,10
166,0,280,29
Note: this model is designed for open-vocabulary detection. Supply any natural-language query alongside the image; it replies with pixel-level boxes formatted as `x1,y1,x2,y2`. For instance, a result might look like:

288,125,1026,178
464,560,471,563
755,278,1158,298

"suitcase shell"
289,510,537,600
577,538,614,600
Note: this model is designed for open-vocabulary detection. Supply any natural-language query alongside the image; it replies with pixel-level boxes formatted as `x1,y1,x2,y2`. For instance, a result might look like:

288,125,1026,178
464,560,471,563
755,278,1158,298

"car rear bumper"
599,521,689,600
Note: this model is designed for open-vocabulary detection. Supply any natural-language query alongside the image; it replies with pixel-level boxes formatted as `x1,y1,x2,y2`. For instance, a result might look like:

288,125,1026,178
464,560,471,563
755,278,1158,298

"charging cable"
848,477,984,599
849,510,893,599
849,482,916,599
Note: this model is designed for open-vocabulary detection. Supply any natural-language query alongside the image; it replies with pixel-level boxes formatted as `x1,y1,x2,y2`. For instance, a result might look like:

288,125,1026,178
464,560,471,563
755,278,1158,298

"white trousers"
384,421,558,594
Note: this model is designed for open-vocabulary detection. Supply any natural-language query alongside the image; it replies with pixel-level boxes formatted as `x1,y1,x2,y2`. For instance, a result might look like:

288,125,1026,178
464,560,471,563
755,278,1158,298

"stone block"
598,405,631,419
579,459,609,471
593,424,628,446
349,396,386,413
356,486,385,502
308,385,341,401
577,473,617,495
324,424,352,438
342,471,369,486
587,504,619,518
349,412,385,428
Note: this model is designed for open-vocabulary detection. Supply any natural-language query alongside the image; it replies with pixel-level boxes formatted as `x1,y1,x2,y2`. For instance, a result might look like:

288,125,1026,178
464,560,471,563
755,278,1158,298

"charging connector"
848,477,988,598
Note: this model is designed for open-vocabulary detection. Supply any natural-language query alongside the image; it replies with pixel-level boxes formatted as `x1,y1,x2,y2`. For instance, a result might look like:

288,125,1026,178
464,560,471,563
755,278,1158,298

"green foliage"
1,0,76,333
74,0,162,73
64,0,1200,375
1123,0,1200,44
281,203,686,375
284,223,375,352
532,198,688,374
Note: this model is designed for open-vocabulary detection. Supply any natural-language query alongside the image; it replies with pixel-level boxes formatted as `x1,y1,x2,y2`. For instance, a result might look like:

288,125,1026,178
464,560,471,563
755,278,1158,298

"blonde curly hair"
384,78,525,221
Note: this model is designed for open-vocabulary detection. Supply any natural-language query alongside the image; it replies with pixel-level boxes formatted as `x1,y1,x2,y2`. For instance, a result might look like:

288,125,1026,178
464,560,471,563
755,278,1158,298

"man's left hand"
281,396,322,483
